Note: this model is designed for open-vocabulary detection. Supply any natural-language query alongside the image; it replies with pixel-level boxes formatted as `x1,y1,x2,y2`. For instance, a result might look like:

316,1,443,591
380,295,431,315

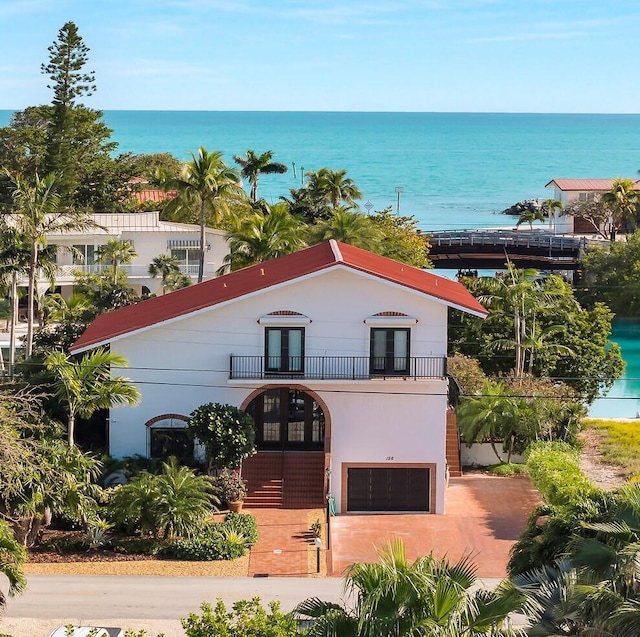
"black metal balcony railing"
229,356,447,380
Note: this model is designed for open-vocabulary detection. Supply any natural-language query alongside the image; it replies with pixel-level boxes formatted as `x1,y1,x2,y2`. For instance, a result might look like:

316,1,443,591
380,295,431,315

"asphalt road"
0,575,348,636
3,574,348,618
0,574,512,637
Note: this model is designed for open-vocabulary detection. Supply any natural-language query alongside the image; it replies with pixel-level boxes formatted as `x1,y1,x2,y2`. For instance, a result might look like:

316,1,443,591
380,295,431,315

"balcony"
49,264,202,279
229,356,447,381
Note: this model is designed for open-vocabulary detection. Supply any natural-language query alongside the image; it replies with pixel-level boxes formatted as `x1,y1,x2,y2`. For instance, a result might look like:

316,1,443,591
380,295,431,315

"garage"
346,467,430,512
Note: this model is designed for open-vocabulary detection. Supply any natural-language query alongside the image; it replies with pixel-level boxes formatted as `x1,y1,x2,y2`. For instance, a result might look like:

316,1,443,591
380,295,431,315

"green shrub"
488,462,526,476
163,532,247,561
162,514,258,560
221,513,258,546
111,537,165,556
107,457,217,538
525,441,600,507
181,599,301,637
508,491,615,576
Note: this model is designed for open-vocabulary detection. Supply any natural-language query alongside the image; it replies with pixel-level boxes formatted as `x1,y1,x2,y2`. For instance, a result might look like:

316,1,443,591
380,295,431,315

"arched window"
146,414,193,460
246,389,325,451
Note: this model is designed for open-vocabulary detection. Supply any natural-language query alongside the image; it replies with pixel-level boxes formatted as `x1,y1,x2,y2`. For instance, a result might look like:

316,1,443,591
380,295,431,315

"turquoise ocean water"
3,110,640,232
1,109,639,415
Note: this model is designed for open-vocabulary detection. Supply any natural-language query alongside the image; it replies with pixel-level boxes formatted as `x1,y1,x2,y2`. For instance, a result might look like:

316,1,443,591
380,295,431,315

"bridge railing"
427,230,599,252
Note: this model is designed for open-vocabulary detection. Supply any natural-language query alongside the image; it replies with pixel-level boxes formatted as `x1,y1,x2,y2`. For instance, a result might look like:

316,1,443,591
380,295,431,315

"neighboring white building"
37,211,228,297
70,241,487,515
545,178,640,234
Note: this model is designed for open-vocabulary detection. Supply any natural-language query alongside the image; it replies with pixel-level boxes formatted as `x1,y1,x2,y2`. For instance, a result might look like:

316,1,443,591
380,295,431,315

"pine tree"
41,21,96,204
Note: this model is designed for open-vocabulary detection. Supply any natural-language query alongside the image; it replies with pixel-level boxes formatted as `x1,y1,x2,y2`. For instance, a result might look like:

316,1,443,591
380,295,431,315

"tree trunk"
9,272,17,379
490,439,504,463
26,241,38,358
198,199,206,283
68,411,76,447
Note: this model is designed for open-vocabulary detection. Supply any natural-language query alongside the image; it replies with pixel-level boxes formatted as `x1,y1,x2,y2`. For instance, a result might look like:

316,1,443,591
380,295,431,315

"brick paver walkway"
247,508,321,577
329,473,541,578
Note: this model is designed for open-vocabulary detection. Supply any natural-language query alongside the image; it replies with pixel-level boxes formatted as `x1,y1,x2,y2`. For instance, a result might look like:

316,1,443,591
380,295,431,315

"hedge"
525,441,600,507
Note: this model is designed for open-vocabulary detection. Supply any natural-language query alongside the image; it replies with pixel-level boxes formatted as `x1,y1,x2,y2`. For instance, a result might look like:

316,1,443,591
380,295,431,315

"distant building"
38,211,228,298
545,178,640,234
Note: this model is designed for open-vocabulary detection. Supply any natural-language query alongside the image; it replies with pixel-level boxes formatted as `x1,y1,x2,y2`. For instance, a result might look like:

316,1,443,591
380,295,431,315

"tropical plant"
108,457,218,539
601,177,640,241
516,207,545,230
7,170,97,357
310,209,382,250
94,238,138,284
233,149,288,202
218,204,306,273
304,167,362,211
450,267,624,403
182,599,302,637
296,538,522,636
187,403,256,473
0,519,27,611
579,229,640,316
542,198,563,230
160,147,245,282
457,380,527,463
369,207,432,268
44,347,141,446
148,254,181,294
0,226,30,376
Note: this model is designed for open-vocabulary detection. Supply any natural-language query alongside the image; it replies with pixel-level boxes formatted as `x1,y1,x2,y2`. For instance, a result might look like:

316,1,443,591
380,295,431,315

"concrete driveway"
329,472,541,578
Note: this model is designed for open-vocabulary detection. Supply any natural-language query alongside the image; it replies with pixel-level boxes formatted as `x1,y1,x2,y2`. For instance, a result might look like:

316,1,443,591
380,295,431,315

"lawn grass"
584,418,640,479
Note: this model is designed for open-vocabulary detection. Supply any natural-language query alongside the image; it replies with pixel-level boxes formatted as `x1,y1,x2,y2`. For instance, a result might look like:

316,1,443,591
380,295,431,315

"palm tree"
163,270,192,292
542,198,563,231
0,226,31,378
310,209,382,251
457,380,524,463
516,208,545,230
44,347,141,447
7,171,97,358
233,149,288,202
148,254,181,294
219,203,307,273
161,147,245,283
305,168,362,211
95,238,138,284
601,177,640,241
0,519,27,611
296,539,521,636
39,292,92,327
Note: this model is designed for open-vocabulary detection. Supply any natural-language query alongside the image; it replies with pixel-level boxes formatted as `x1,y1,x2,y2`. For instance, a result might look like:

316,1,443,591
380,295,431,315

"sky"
0,0,638,113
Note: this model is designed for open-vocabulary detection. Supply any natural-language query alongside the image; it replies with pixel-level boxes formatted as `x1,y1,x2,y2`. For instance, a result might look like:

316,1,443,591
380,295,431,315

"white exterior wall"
461,442,524,467
44,213,228,295
107,267,453,513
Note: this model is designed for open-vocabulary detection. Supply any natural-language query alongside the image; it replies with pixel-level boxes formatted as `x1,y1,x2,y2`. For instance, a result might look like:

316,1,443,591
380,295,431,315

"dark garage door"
347,467,430,512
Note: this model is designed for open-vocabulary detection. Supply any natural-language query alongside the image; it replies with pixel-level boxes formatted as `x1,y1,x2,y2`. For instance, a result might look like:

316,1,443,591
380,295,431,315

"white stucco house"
70,240,487,514
545,178,640,234
36,211,228,298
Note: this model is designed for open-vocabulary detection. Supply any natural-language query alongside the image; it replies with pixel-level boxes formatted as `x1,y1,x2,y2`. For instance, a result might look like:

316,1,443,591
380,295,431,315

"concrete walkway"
330,473,541,578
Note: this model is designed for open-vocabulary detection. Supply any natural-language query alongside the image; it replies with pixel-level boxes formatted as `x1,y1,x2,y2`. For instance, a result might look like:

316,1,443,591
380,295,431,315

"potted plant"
215,469,247,513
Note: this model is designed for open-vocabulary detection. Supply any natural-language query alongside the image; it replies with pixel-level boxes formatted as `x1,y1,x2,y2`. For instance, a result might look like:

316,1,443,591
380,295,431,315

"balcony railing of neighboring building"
50,264,202,278
229,355,447,380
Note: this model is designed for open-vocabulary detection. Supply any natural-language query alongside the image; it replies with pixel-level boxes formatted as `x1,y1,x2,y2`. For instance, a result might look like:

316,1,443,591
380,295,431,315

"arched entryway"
241,386,330,509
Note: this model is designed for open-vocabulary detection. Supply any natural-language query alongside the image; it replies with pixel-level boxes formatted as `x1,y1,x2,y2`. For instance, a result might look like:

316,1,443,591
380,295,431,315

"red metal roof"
545,178,640,191
132,189,177,204
70,241,487,353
